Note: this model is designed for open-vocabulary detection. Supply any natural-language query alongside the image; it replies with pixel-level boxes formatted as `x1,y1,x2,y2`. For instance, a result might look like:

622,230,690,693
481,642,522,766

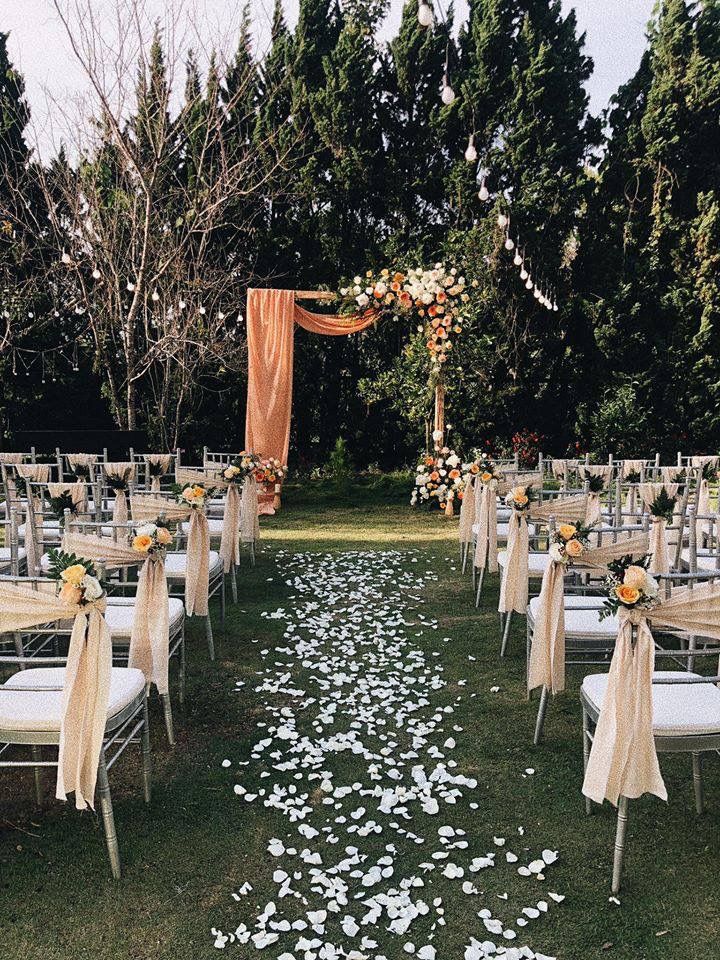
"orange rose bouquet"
548,521,594,565
601,555,659,620
131,518,174,557
254,458,287,493
467,453,504,490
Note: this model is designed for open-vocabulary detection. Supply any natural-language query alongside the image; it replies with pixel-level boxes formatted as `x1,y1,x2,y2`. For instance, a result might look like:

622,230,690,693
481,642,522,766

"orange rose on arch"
615,584,640,605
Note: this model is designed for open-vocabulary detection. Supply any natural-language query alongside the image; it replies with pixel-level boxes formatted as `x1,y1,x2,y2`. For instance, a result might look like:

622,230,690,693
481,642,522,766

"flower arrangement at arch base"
411,448,465,514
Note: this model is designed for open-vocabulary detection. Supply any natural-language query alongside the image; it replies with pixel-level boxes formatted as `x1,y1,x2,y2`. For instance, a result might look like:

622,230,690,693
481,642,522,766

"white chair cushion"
582,671,720,737
0,666,145,733
207,517,224,536
498,550,550,576
104,596,184,638
681,548,720,572
496,506,511,521
529,595,619,637
497,522,509,539
19,520,62,542
165,551,222,580
0,547,27,570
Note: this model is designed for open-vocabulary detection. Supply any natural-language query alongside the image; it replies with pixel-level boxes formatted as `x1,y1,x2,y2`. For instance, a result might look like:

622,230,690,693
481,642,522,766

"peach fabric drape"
245,289,376,465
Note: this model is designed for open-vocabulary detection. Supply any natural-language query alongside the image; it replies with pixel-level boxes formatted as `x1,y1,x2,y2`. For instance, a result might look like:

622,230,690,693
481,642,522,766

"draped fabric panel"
527,535,650,697
245,289,377,466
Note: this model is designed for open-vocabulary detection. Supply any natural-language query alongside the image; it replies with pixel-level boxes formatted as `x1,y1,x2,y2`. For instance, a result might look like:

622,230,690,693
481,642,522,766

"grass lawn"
1,478,719,959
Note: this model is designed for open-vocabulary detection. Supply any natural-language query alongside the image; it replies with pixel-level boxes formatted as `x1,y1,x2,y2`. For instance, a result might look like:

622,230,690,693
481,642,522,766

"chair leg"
611,795,629,894
96,752,122,880
583,708,592,815
692,752,704,815
250,542,255,568
461,543,469,574
533,686,549,745
230,564,238,604
475,567,485,608
31,745,43,808
141,697,152,804
178,631,186,707
471,561,476,591
500,609,513,658
205,613,216,661
220,578,226,626
160,693,175,747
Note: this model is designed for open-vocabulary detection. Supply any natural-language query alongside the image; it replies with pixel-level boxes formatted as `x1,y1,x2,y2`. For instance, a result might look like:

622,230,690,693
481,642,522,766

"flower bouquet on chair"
600,555,659,620
46,549,105,605
220,452,261,485
548,522,594,565
131,520,174,557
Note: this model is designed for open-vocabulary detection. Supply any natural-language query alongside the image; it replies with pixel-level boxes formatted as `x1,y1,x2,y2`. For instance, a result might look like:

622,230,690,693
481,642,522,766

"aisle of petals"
211,550,564,959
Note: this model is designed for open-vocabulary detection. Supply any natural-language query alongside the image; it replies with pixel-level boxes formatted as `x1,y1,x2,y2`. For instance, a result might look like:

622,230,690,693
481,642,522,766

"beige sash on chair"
0,581,111,810
219,482,242,572
527,534,650,696
458,476,476,549
144,454,174,492
639,482,678,575
61,531,171,694
16,464,51,575
240,476,260,544
104,463,136,525
175,465,225,488
131,495,210,617
498,512,529,615
474,482,498,572
583,581,720,806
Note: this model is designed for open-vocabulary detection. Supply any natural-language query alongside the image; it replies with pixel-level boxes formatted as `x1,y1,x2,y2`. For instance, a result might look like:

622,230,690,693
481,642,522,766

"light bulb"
151,289,160,302
478,181,489,202
464,136,477,163
504,237,515,251
92,268,101,279
418,2,433,26
497,213,508,228
440,78,455,105
520,267,528,280
525,278,533,290
513,251,522,266
61,252,71,264
533,287,541,299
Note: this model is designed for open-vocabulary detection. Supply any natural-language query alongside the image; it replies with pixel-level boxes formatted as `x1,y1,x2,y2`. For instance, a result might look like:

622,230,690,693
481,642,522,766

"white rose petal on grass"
209,549,560,960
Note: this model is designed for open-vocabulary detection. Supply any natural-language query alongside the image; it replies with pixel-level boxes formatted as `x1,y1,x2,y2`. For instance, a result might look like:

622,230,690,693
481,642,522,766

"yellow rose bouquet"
46,548,105,606
601,555,659,620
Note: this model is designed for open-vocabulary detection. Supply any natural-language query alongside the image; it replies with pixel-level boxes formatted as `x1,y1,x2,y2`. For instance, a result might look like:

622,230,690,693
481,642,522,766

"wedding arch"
245,269,469,466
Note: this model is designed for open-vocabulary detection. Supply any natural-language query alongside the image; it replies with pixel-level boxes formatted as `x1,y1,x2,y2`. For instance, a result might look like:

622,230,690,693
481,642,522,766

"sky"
0,0,656,160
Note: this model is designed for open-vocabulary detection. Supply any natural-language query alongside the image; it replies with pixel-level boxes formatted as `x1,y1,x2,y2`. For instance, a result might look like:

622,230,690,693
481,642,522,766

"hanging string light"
478,179,489,202
418,0,434,26
464,135,477,163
